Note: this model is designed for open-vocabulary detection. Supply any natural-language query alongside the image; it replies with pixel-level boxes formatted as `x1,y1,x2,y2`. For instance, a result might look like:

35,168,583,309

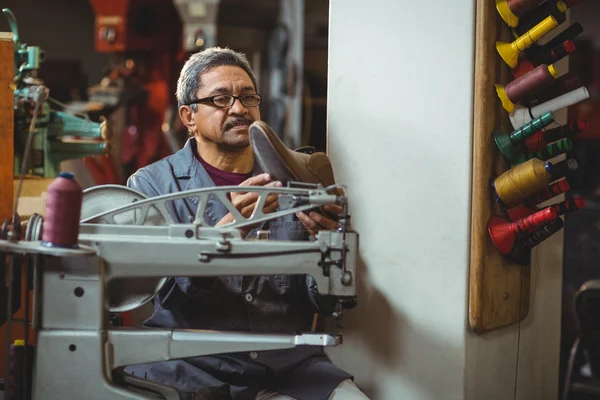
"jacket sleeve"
127,171,217,310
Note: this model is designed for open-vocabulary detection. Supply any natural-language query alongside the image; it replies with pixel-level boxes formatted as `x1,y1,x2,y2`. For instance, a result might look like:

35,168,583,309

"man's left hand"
296,204,342,238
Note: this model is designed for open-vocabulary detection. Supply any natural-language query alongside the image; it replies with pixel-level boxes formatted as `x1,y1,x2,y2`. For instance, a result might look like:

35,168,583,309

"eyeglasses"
187,94,262,108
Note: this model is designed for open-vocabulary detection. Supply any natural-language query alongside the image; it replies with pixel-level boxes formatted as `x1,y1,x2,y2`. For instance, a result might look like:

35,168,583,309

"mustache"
222,116,253,131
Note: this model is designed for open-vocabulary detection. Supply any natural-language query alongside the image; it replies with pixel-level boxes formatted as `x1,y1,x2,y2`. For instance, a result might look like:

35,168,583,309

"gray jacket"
124,138,351,400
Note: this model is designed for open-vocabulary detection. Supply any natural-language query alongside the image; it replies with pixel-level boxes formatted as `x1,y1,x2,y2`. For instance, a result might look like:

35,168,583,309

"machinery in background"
81,0,307,183
85,0,184,182
4,8,111,179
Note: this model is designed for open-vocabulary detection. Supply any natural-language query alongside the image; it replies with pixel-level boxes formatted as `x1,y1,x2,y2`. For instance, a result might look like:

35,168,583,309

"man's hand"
296,204,342,238
216,173,282,232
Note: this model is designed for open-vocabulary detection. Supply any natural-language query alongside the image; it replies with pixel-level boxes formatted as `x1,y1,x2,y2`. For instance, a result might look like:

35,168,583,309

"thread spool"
41,172,83,248
496,65,558,112
544,23,584,52
534,40,576,68
550,196,585,215
506,178,570,221
511,39,574,79
514,0,569,36
494,158,578,206
510,218,565,265
525,120,588,153
496,15,559,68
507,194,582,222
494,112,555,164
515,137,573,165
531,177,571,205
488,207,558,255
509,86,590,129
530,74,584,107
496,0,544,27
7,339,33,400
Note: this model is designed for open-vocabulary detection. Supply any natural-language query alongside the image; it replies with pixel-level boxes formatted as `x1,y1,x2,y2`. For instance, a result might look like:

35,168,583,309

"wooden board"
0,33,13,221
469,0,531,334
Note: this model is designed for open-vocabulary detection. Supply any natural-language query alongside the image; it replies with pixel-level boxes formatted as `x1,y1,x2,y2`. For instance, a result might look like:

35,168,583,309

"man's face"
186,65,260,150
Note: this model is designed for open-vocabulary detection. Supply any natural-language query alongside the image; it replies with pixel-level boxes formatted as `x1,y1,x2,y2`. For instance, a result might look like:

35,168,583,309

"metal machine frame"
0,183,358,399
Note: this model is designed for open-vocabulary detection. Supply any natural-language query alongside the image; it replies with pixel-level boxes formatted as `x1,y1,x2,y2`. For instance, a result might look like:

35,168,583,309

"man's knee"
327,379,370,400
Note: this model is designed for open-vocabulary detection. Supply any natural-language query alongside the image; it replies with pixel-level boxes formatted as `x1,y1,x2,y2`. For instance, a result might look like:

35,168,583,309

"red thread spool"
506,178,571,221
488,207,558,255
507,196,583,223
551,40,576,60
525,120,588,153
504,64,557,105
507,0,544,17
42,172,83,247
512,60,535,79
531,177,571,205
550,196,585,215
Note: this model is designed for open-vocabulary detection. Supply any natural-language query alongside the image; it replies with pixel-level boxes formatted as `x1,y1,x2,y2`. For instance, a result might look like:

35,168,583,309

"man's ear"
179,106,196,134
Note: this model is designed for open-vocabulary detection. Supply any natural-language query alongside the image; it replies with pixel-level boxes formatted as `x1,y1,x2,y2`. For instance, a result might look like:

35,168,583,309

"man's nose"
228,97,248,115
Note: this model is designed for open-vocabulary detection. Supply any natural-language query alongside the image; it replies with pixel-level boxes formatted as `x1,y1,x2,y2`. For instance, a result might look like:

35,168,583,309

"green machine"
4,8,111,178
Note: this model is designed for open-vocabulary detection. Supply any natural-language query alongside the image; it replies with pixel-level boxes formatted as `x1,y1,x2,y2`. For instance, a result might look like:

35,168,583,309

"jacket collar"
171,137,264,225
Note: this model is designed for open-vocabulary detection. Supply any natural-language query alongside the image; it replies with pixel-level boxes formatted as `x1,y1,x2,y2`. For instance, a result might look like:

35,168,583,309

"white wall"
325,1,475,399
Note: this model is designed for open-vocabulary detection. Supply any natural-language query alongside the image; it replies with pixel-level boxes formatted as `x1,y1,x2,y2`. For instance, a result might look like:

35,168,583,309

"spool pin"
496,64,558,112
509,86,589,130
488,207,558,255
525,120,588,153
496,0,545,28
507,196,584,222
496,15,559,68
509,218,565,266
494,111,555,164
493,157,578,206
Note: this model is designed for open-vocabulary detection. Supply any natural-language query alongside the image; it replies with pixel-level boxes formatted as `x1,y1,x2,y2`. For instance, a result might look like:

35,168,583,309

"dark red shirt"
195,149,252,187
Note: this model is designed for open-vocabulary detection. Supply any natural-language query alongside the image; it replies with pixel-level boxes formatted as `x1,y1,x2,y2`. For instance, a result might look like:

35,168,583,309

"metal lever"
108,329,341,368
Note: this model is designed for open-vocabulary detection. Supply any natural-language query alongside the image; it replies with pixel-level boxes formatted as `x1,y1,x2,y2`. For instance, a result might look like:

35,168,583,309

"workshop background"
0,0,330,189
2,0,600,399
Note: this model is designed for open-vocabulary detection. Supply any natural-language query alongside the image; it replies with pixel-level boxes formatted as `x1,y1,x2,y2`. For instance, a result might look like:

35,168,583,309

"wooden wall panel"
469,1,530,333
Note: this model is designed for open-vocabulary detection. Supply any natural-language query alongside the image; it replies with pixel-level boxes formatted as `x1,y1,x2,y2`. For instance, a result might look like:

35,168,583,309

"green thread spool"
512,137,573,166
494,111,555,164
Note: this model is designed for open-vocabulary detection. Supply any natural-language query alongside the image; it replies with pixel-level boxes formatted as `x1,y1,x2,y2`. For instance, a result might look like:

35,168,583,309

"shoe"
249,121,336,187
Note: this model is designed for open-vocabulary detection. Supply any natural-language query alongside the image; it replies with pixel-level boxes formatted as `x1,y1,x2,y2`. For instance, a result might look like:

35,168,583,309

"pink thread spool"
496,64,558,112
42,172,83,248
508,0,544,17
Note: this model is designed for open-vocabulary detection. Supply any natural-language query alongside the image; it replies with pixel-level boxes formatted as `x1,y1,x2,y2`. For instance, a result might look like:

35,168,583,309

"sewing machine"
0,181,358,399
4,8,110,179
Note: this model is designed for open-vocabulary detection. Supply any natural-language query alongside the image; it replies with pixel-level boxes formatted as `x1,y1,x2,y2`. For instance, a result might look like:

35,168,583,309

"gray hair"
176,47,258,110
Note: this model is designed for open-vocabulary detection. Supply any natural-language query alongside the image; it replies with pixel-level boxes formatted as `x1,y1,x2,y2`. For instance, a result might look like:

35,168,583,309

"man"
125,47,368,400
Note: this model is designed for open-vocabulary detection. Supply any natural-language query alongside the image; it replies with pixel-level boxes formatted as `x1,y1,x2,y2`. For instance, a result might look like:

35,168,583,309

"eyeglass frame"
185,94,263,108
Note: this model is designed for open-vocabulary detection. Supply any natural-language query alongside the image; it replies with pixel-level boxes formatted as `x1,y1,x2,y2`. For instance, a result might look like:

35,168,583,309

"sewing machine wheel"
81,185,169,313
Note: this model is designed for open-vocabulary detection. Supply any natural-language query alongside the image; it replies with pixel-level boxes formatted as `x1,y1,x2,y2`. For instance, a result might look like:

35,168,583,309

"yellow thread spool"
496,15,559,68
495,159,550,206
496,0,520,28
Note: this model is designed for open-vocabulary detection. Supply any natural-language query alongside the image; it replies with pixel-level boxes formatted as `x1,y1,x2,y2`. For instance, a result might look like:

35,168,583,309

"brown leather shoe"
249,121,336,186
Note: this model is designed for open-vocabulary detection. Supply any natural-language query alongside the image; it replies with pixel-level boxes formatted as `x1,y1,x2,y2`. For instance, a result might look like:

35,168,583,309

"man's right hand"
216,173,283,229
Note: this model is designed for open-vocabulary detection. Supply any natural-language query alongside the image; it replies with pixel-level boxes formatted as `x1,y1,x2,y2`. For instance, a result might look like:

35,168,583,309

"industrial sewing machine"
4,8,110,179
0,180,358,399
